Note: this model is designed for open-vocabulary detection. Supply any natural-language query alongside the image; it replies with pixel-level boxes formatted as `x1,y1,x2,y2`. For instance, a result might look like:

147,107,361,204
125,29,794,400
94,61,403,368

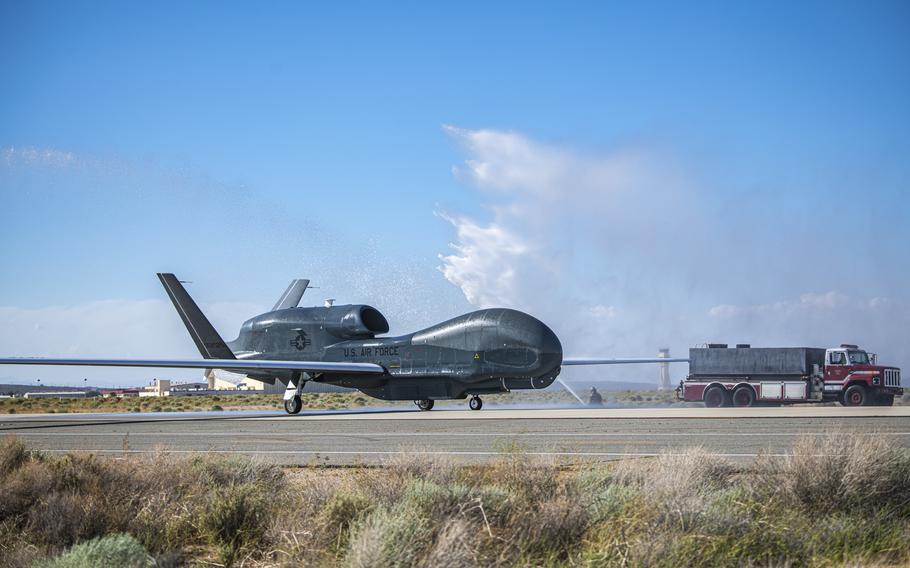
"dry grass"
0,392,380,414
752,433,910,517
1,434,909,567
0,388,692,415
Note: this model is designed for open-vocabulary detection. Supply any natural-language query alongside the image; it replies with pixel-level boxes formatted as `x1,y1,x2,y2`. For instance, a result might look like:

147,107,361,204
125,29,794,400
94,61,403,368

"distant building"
100,388,141,397
207,369,284,393
206,369,353,394
139,379,171,397
24,391,93,399
169,382,208,392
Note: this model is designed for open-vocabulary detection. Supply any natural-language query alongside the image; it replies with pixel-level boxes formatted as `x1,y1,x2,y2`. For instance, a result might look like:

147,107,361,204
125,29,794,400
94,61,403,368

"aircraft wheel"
284,395,302,415
415,399,435,411
469,396,483,411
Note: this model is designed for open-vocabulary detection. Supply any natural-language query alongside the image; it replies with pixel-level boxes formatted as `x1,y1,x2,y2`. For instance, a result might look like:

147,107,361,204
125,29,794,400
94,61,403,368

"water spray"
556,376,586,406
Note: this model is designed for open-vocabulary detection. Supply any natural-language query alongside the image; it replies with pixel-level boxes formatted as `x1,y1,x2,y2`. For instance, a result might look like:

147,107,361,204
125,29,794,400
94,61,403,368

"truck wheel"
843,384,869,407
703,386,727,408
731,385,756,407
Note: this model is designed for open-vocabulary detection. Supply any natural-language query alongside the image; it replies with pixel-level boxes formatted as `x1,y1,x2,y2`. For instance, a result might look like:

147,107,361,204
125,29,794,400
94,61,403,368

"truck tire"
843,384,869,407
731,385,756,407
703,386,727,408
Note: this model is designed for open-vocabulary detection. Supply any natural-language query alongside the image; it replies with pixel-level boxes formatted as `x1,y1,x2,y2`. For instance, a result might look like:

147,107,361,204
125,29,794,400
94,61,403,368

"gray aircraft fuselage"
230,304,563,400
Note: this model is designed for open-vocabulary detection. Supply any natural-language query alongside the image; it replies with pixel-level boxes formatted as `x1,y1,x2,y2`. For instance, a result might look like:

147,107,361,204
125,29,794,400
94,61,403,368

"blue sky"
1,1,908,385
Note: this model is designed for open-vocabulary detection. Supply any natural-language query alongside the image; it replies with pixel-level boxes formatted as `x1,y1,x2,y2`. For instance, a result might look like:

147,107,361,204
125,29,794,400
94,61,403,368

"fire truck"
677,344,902,407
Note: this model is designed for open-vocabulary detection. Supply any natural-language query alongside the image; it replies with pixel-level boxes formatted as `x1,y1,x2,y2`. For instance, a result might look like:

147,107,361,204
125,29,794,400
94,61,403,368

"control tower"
658,348,671,390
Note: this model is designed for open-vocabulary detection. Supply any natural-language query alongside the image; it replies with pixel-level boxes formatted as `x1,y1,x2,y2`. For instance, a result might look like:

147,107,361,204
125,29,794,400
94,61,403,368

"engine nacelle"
324,305,390,339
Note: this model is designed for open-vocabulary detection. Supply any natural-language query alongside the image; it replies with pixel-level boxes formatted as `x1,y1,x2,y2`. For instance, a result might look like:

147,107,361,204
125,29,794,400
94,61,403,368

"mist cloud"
1,146,79,169
438,126,910,380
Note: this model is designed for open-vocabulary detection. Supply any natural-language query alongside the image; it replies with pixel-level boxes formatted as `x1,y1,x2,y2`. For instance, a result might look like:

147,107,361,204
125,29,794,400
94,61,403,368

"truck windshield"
847,350,869,364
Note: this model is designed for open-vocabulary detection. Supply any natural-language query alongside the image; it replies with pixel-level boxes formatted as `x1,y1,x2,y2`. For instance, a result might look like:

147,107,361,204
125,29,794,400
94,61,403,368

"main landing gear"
469,396,483,411
415,399,435,411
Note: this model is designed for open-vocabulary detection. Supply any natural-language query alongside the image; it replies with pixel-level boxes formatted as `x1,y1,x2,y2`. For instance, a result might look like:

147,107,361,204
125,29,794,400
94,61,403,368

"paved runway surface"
2,406,908,465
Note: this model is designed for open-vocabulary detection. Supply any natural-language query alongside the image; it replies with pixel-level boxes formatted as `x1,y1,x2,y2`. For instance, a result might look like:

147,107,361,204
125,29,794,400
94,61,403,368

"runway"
2,406,908,465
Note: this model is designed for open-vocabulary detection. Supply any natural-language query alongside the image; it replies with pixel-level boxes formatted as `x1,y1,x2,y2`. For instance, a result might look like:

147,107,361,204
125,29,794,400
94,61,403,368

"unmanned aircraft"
0,274,687,413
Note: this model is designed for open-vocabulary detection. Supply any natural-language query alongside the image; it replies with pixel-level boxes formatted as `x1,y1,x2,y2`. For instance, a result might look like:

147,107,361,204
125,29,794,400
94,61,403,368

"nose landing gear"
469,396,483,411
283,371,305,415
415,399,435,411
284,395,302,415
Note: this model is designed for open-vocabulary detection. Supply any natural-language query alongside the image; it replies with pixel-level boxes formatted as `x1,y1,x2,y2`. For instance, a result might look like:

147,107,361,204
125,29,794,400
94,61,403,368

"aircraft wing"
0,357,385,374
563,357,689,365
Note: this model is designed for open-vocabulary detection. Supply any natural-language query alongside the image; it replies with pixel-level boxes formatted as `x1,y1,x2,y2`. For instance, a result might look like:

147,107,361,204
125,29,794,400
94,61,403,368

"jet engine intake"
324,306,390,339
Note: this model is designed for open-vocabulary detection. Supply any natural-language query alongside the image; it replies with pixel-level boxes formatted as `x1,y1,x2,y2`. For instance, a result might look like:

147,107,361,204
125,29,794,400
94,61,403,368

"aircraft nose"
477,309,563,390
534,319,563,376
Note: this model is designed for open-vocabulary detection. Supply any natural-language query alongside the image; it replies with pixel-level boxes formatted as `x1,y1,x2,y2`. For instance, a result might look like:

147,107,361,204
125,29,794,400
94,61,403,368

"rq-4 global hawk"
0,274,687,413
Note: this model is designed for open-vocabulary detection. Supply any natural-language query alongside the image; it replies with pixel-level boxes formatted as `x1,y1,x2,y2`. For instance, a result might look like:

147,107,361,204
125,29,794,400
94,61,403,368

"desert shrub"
2,436,909,567
187,454,284,487
697,486,754,535
317,490,374,551
466,483,513,524
1,453,143,540
485,443,558,502
355,467,409,506
0,535,44,568
511,492,588,558
809,512,909,565
383,450,458,485
607,447,739,531
128,493,195,553
583,480,638,523
344,503,431,568
41,533,151,568
0,436,29,476
199,483,272,565
404,479,473,518
421,519,478,568
0,460,57,521
657,511,809,568
26,492,112,548
610,447,737,496
753,434,910,516
578,499,654,565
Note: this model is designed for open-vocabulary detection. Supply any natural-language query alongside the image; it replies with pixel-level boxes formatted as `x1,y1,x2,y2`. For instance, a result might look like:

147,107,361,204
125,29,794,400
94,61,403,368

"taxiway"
2,406,907,465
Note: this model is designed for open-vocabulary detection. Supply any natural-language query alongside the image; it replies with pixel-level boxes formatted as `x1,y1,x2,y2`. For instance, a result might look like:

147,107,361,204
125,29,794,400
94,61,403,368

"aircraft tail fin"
272,279,310,311
157,273,236,360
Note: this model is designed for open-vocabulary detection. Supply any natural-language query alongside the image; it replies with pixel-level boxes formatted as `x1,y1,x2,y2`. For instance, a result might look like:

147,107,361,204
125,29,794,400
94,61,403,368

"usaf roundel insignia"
290,331,311,351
